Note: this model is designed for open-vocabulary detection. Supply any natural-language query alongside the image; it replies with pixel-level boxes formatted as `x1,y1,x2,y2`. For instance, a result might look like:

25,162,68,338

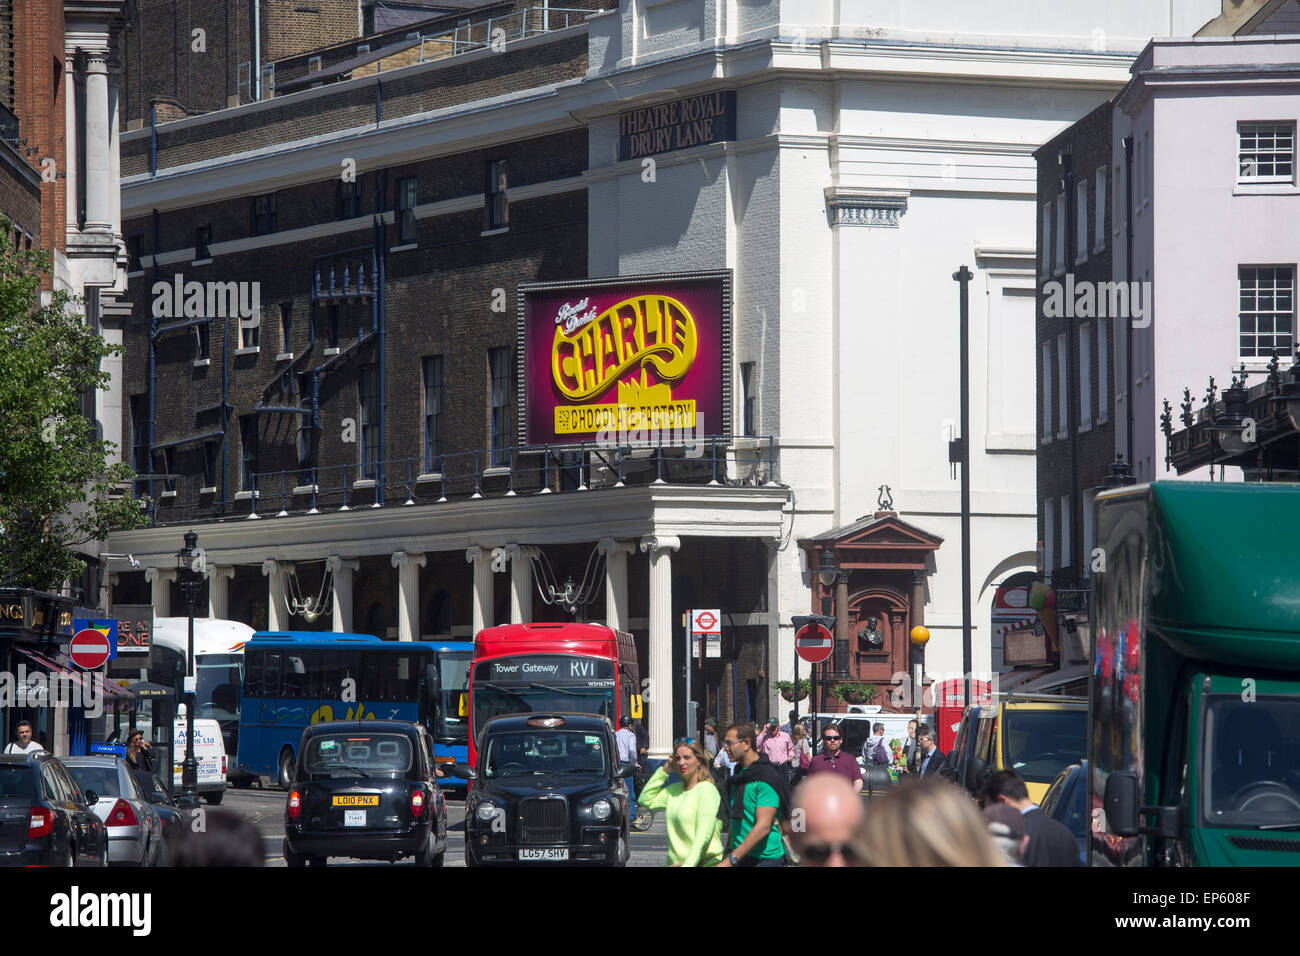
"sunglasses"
823,735,841,741
801,842,861,865
673,738,695,746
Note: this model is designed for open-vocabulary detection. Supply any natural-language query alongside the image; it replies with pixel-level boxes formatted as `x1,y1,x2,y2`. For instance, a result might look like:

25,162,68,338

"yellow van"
942,694,1087,804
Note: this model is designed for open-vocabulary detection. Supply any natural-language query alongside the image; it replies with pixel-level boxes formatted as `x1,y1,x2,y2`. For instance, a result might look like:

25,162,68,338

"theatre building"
105,0,1209,755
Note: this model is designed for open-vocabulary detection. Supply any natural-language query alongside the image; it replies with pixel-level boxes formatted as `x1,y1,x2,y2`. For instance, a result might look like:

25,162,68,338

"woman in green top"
636,738,725,867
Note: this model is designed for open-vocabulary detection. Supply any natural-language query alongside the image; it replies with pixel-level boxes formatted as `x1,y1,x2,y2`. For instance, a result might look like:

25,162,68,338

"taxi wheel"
308,855,328,867
615,832,628,867
278,748,295,790
419,833,444,867
283,840,306,868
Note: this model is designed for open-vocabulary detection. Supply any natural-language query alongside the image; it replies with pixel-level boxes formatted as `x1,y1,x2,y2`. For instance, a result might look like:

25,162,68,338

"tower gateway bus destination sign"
619,90,737,161
518,271,732,447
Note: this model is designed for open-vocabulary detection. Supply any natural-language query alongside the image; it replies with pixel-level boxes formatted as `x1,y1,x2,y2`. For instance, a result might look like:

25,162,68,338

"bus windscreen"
473,655,617,727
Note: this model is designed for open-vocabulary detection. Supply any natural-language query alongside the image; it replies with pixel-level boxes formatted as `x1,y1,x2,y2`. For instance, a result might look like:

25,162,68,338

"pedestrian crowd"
629,713,1080,868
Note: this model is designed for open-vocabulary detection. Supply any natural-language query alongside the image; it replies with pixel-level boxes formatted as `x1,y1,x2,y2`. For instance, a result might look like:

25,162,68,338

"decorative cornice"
825,189,909,228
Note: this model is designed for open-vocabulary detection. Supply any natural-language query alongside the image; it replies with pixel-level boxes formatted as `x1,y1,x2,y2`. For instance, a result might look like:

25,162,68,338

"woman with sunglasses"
636,737,725,867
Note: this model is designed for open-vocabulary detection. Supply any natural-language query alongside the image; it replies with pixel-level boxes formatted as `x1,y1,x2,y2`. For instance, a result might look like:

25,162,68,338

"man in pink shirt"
755,718,794,771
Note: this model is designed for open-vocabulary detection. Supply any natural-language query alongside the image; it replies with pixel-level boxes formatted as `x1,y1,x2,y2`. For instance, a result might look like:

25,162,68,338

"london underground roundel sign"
795,624,834,664
70,628,111,670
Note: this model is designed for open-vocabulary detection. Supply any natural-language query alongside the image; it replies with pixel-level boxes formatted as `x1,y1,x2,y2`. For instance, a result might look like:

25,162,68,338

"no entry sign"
795,623,834,664
69,628,111,670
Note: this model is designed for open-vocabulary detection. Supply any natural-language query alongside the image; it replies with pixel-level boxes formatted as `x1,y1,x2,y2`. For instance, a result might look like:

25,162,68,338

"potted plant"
773,679,810,702
829,682,879,706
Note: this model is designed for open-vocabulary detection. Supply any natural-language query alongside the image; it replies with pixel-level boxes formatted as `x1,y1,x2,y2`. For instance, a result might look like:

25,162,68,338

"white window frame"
1053,194,1066,274
1060,494,1072,569
1044,497,1057,580
1079,323,1092,431
1082,492,1096,580
1238,265,1296,362
1093,167,1106,253
1041,340,1052,443
1075,180,1088,265
1238,122,1295,184
1097,318,1109,424
1057,333,1068,437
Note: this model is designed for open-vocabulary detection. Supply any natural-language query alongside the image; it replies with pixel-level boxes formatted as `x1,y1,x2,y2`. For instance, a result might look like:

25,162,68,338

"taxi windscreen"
482,731,608,778
303,734,413,775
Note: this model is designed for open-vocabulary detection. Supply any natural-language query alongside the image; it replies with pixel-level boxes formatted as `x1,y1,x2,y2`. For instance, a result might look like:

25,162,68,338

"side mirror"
1104,770,1141,837
83,790,99,806
965,756,987,794
617,761,638,778
448,763,476,780
456,692,468,718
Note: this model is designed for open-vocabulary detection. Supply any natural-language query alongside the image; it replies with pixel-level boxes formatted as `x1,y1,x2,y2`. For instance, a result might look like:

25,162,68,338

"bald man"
791,772,865,867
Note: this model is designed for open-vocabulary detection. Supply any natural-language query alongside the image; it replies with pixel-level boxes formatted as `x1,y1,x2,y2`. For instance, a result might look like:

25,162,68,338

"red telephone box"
933,678,993,754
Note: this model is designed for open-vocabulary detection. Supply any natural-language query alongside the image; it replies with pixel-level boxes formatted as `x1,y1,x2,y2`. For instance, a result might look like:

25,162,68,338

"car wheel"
283,840,306,868
139,837,150,867
614,832,628,867
101,840,110,868
65,844,75,868
278,748,295,790
418,832,444,867
205,790,224,805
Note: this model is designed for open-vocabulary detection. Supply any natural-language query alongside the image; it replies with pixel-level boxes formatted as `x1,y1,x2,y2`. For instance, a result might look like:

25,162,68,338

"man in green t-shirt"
716,722,789,867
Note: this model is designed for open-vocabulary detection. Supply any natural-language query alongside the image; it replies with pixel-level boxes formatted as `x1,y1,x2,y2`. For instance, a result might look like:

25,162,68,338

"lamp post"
176,530,201,809
952,264,974,708
909,625,929,774
815,548,844,711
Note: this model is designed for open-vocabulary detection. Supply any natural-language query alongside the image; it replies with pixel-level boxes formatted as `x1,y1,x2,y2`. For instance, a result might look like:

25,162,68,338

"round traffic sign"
694,611,717,632
69,628,111,670
795,623,834,663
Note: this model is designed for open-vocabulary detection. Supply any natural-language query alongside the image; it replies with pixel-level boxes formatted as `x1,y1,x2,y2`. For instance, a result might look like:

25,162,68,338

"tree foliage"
0,220,144,590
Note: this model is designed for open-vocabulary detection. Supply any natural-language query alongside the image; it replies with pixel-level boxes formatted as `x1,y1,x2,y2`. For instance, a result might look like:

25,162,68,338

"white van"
173,715,229,805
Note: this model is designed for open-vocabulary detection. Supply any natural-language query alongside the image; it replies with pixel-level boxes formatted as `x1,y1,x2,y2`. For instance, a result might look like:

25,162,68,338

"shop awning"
12,645,134,700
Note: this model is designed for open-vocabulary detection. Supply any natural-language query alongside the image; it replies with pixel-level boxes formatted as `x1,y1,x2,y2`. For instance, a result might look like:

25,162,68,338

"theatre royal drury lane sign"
619,91,737,161
518,272,732,447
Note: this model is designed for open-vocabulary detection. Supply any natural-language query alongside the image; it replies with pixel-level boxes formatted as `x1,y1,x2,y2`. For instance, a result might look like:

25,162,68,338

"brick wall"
10,0,64,265
0,142,40,241
1035,98,1117,582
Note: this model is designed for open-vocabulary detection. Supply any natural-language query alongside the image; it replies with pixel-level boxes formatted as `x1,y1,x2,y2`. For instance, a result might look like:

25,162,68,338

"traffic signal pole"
954,265,974,708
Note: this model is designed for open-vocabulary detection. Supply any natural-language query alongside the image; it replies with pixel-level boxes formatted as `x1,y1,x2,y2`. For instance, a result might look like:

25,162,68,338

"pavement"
222,784,671,867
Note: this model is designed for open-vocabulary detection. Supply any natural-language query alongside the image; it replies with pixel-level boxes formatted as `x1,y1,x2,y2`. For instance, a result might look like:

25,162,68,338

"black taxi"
283,720,449,867
455,713,636,866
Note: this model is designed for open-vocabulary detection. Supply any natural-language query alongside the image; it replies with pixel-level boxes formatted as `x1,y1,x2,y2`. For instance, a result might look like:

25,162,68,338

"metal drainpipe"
148,208,159,504
220,312,229,515
1123,135,1135,472
1063,148,1078,573
375,173,387,501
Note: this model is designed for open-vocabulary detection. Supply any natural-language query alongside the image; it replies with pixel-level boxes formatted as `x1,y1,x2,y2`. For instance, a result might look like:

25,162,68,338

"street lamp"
1208,377,1252,457
1270,350,1300,431
909,625,930,774
175,530,201,809
815,549,850,680
1099,454,1136,490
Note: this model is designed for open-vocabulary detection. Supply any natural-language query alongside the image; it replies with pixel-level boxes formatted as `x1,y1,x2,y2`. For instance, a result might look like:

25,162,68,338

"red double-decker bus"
467,623,642,769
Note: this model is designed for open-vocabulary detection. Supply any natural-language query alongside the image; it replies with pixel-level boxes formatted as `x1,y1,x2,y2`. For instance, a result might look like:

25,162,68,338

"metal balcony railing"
137,435,782,525
312,246,377,301
416,6,593,62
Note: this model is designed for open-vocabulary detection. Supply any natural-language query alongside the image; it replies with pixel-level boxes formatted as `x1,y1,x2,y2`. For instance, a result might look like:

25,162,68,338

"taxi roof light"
526,717,566,728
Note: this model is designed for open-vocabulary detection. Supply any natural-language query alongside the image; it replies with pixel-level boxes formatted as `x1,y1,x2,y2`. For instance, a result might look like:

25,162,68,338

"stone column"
599,538,634,632
107,41,122,250
145,568,175,619
835,570,851,678
327,557,359,632
261,560,293,631
391,551,427,641
506,545,533,624
466,546,493,634
83,51,112,232
205,566,235,619
639,534,680,760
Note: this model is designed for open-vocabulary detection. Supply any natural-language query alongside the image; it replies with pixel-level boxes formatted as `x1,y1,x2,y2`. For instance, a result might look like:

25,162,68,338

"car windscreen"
1002,709,1087,783
1203,695,1300,829
0,765,34,800
482,731,608,778
303,733,413,775
66,766,121,798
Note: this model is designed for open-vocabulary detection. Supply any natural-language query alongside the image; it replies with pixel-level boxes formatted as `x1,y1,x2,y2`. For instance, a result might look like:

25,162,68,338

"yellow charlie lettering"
310,703,375,724
551,294,697,401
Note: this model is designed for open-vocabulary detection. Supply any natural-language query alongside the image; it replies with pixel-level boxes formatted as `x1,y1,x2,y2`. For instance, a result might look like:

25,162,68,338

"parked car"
145,774,185,850
0,752,109,867
283,720,449,867
64,755,166,866
456,712,634,867
1040,760,1089,867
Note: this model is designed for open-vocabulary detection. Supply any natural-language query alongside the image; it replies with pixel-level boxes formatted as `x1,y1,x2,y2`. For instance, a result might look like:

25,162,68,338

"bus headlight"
590,799,611,821
476,802,502,823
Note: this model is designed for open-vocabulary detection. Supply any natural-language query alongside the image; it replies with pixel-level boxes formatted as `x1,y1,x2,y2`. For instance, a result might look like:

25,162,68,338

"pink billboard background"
520,273,730,445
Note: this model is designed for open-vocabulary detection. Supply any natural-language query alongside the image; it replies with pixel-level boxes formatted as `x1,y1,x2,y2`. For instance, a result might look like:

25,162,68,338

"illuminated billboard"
517,271,732,446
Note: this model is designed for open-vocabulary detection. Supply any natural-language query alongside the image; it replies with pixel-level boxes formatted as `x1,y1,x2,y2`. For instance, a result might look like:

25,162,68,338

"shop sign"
618,91,737,161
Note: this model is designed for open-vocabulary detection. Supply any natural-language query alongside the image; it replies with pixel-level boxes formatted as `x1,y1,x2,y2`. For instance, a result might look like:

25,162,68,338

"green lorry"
1090,481,1300,866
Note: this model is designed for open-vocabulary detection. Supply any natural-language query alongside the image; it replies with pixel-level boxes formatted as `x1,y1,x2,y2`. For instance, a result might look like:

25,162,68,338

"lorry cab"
1091,482,1300,867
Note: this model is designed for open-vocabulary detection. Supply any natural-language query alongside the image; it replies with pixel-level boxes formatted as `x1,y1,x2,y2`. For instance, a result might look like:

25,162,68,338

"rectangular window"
1060,495,1072,568
487,159,508,230
1075,180,1088,264
358,366,381,478
1044,497,1056,579
1053,194,1065,273
202,441,219,489
1144,130,1152,204
127,234,144,272
1041,340,1052,441
357,43,370,55
1082,492,1096,580
307,55,322,73
1079,324,1092,430
152,448,175,493
1134,139,1142,209
489,347,512,467
240,415,258,490
251,194,276,235
338,179,361,220
239,307,260,350
195,224,211,260
237,62,251,103
1239,123,1294,183
260,63,274,98
1040,203,1051,276
298,422,318,484
423,355,444,472
1093,167,1106,252
130,394,149,494
396,177,417,244
1056,333,1067,434
1097,319,1109,423
192,323,210,361
1238,266,1295,359
280,302,292,353
741,361,756,436
327,304,340,349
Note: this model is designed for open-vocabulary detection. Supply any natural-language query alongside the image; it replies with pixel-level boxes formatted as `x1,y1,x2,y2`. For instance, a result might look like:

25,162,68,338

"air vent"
1228,835,1300,853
